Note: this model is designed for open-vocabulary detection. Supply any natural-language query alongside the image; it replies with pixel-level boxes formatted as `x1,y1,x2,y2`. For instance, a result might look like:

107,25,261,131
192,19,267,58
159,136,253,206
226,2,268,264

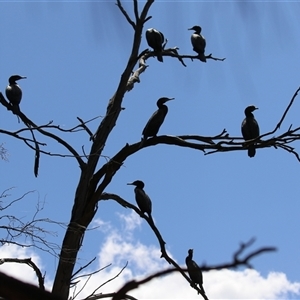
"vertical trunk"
52,2,153,298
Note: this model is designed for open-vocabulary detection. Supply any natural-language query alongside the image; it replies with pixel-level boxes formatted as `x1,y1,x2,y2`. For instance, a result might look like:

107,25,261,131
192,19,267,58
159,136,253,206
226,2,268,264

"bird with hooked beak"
5,75,26,114
142,97,174,141
188,25,206,62
241,105,260,157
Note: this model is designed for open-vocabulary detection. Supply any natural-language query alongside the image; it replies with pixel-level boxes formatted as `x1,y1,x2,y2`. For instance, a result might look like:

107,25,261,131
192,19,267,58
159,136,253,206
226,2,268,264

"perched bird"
185,249,205,294
5,75,26,114
241,105,260,157
188,25,206,62
142,97,174,141
127,180,152,217
145,28,165,62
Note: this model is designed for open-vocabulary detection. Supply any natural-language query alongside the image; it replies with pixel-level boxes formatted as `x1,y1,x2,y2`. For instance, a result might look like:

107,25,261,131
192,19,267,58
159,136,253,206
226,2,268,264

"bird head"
188,249,194,256
157,97,174,106
245,105,258,114
127,180,145,189
8,75,27,85
188,25,202,33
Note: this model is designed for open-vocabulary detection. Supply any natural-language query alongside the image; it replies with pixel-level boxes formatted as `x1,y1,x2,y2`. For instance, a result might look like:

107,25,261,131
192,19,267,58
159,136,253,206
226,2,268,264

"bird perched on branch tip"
188,25,206,62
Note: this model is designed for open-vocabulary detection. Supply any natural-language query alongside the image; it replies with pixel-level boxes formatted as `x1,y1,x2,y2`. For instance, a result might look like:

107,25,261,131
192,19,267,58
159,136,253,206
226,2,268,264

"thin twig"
84,262,128,300
116,0,136,29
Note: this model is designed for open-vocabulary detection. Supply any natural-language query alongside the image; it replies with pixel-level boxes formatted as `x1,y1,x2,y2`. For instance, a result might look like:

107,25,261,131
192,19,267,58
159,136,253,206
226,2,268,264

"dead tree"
0,1,299,299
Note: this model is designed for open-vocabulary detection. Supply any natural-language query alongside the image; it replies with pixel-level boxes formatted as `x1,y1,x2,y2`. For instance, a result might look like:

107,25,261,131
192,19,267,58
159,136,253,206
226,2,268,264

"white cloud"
116,210,142,233
0,244,44,286
204,269,300,299
1,212,300,299
73,212,300,299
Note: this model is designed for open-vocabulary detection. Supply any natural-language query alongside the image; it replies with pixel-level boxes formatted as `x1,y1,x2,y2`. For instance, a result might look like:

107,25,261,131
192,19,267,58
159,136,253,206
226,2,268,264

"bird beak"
127,182,133,185
188,28,193,30
166,97,175,102
254,107,258,110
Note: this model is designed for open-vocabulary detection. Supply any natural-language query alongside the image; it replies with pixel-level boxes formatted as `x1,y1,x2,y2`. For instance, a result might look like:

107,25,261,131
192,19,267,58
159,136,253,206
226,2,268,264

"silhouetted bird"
186,249,205,294
142,97,174,141
5,75,26,114
146,28,165,62
127,180,152,217
188,25,206,62
241,105,260,157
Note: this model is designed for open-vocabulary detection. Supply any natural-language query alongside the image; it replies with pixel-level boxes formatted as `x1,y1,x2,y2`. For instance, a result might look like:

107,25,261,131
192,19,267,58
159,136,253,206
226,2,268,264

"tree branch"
111,238,275,300
0,92,86,171
116,0,136,29
275,87,300,130
0,257,45,289
0,189,61,256
83,262,128,300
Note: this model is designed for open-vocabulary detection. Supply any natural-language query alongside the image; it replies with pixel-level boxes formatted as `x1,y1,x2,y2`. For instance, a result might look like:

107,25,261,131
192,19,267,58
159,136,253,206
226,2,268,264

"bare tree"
0,1,299,299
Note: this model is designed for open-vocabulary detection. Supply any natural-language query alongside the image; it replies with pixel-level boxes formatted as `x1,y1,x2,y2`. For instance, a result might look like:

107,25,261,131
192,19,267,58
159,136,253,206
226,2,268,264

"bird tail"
200,284,206,295
156,51,163,62
12,104,20,115
198,53,206,63
148,213,155,226
12,104,21,123
199,284,209,300
248,145,256,157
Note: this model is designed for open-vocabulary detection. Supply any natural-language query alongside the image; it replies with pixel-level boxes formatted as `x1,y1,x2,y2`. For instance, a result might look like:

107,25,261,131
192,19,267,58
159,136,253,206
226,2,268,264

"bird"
188,25,206,62
185,249,205,294
142,97,174,141
241,105,260,157
5,75,26,114
145,28,165,62
127,180,152,217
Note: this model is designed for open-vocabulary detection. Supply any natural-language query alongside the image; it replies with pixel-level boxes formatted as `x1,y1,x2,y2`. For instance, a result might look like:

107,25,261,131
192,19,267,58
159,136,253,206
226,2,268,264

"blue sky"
1,1,300,299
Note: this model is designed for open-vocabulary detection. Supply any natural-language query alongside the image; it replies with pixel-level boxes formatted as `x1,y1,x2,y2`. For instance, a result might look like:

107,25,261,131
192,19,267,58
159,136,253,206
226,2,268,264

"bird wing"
242,118,260,140
191,34,206,54
135,189,152,215
6,85,22,105
146,29,163,51
142,109,167,138
186,259,203,285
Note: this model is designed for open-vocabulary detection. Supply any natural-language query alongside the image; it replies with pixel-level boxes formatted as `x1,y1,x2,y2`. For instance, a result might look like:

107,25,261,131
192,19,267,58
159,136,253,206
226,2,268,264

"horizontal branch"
111,239,275,300
0,92,86,170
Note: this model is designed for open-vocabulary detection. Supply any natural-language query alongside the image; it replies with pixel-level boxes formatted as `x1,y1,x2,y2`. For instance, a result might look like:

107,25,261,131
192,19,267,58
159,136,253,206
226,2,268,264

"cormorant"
142,97,174,141
185,249,205,294
127,180,152,217
188,26,206,62
241,105,260,158
146,28,165,62
5,75,26,113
